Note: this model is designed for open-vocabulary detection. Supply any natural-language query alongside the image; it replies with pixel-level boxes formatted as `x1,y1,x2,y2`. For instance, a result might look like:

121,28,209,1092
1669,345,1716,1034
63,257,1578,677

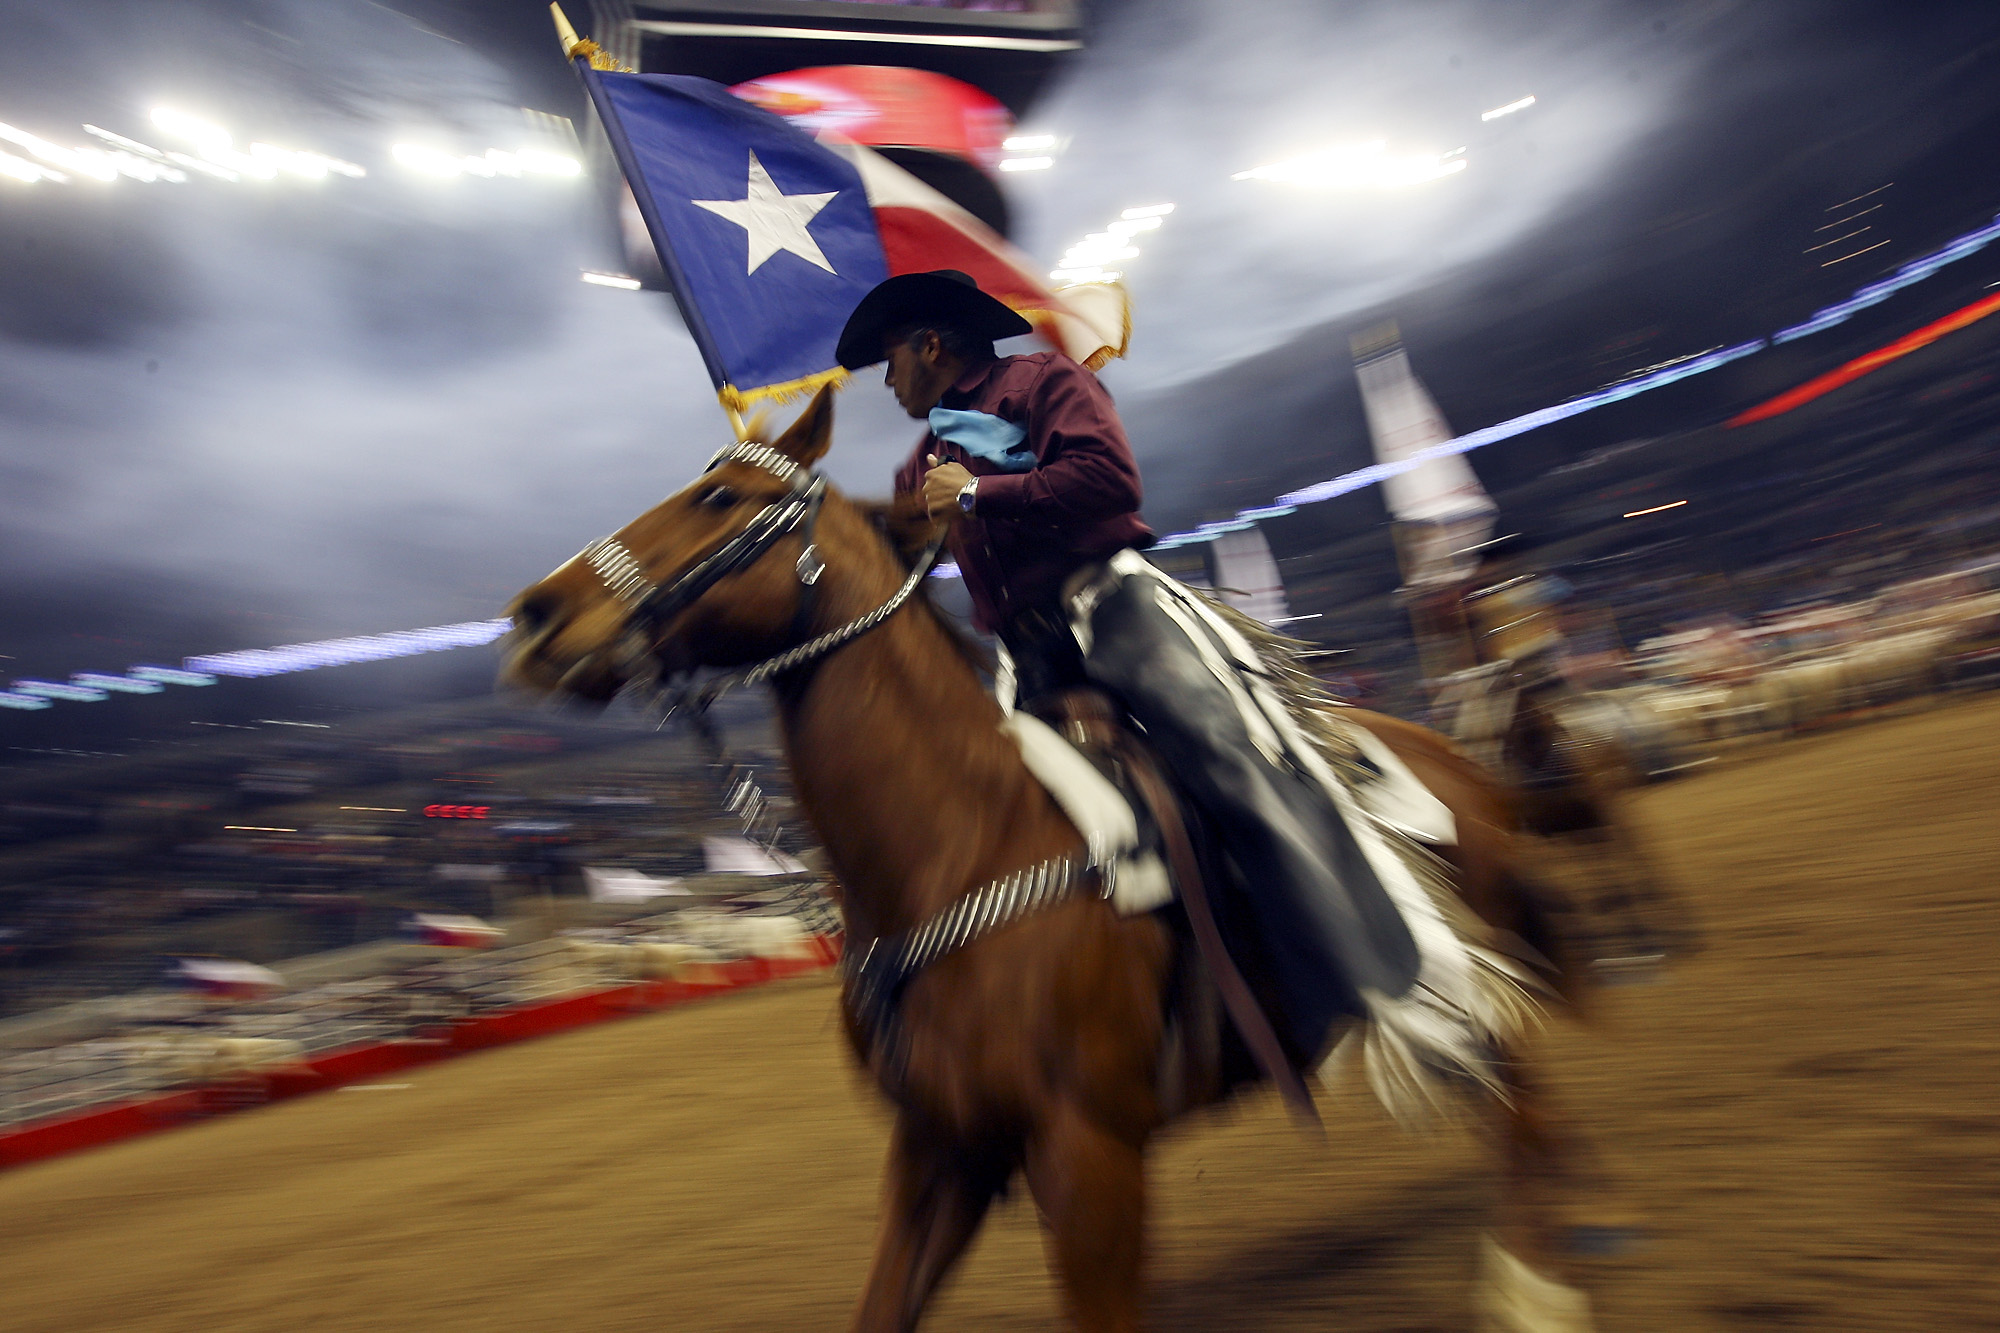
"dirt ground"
2,694,1997,1332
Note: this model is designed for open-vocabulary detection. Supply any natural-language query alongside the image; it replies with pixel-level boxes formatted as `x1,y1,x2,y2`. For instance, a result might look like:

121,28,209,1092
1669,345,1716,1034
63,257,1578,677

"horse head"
500,386,939,706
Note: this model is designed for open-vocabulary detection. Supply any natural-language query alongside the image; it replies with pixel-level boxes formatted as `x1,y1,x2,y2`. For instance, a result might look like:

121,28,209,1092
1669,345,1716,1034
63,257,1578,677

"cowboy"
836,270,1423,1060
1464,535,1574,695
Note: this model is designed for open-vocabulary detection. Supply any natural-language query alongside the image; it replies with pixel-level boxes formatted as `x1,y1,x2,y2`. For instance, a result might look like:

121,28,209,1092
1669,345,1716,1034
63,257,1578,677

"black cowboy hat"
835,269,1033,370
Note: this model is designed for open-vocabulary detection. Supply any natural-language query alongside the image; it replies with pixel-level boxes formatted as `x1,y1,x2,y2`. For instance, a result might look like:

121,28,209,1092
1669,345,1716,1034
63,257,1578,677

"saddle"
1021,687,1321,1118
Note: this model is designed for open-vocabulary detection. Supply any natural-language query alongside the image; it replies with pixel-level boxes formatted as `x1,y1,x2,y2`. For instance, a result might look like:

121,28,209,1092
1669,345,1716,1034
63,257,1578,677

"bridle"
577,439,943,714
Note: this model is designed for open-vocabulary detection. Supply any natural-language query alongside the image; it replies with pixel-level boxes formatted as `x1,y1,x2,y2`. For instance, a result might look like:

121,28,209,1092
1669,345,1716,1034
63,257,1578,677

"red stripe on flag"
873,206,1059,317
1728,288,2000,427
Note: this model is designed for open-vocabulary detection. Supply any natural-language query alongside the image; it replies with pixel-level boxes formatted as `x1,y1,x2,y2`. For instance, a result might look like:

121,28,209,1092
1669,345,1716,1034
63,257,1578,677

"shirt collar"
946,357,1003,399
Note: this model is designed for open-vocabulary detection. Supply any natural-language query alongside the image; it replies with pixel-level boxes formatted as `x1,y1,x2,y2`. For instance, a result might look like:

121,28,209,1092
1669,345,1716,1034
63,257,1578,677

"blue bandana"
928,408,1035,472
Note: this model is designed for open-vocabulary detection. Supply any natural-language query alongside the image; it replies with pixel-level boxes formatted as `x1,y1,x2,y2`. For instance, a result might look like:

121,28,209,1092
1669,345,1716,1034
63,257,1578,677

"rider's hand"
921,455,974,519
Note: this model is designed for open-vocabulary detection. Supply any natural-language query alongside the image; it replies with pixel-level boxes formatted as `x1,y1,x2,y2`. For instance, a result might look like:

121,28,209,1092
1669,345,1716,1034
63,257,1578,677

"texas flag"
174,958,285,1000
577,70,1128,411
408,913,504,949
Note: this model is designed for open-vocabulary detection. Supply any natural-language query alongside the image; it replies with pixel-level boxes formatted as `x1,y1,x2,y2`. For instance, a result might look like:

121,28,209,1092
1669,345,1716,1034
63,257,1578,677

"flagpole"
550,3,583,57
549,4,737,408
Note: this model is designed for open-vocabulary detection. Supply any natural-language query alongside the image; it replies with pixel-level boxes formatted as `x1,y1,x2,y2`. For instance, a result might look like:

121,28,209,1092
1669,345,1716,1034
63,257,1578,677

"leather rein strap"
1118,739,1318,1120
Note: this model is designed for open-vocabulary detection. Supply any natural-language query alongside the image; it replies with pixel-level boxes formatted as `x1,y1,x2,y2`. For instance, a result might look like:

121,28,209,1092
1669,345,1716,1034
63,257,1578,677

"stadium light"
1481,95,1537,121
150,107,233,157
392,143,464,176
167,153,239,181
1003,134,1058,151
999,156,1053,172
1232,141,1467,189
394,143,578,179
0,149,53,183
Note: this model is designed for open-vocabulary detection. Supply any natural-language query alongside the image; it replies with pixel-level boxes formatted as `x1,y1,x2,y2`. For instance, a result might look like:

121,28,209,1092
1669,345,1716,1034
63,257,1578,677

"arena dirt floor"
3,693,1998,1332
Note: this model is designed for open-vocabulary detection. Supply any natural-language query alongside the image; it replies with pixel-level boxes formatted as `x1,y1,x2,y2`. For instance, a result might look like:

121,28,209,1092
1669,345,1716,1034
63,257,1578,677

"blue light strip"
1150,205,2000,549
185,619,512,678
73,672,163,695
1278,339,1766,506
1773,211,2000,344
1148,338,1767,549
1,621,514,713
14,680,109,703
130,666,217,687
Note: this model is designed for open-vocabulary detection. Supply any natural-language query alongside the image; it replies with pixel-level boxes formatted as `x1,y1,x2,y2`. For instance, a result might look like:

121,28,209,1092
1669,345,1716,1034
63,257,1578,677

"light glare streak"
1232,141,1467,189
1773,210,2000,342
184,619,511,679
581,270,642,289
998,156,1053,172
1623,500,1688,518
393,143,579,178
1821,237,1892,266
71,673,164,694
130,667,217,686
13,680,109,702
150,107,232,156
0,148,53,183
1481,95,1537,121
1815,203,1882,230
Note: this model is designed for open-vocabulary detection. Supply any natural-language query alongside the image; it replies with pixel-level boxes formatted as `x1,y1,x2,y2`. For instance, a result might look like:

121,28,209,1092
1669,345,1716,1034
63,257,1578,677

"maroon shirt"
894,352,1154,632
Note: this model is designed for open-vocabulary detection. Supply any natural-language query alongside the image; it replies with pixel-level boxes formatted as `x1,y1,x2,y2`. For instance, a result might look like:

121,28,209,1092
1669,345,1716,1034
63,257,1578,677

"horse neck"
771,517,1058,941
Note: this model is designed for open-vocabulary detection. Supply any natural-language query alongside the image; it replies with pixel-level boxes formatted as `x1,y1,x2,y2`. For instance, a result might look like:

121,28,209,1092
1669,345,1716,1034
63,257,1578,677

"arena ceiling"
3,0,2000,739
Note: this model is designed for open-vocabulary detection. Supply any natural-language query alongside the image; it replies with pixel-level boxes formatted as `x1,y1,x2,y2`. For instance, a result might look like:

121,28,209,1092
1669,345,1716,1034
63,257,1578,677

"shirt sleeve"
891,434,936,496
968,359,1142,525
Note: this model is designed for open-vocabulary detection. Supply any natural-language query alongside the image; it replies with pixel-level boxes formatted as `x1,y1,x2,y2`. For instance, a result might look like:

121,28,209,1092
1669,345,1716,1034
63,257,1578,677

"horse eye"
699,485,739,510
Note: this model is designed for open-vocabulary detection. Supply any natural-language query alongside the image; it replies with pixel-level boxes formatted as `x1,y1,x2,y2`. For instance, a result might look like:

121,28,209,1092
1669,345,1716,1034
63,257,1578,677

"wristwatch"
956,477,980,514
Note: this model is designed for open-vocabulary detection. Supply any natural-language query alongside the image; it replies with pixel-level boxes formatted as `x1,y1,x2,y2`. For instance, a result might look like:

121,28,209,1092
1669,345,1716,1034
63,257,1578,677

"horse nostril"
514,591,563,634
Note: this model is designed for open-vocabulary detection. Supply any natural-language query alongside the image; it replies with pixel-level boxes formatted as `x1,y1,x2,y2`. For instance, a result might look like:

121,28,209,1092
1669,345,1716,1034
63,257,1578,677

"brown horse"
501,388,1601,1333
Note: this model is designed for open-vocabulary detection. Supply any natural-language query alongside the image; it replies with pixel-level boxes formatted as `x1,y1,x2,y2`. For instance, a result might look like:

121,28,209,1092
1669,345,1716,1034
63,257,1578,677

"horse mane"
847,493,994,677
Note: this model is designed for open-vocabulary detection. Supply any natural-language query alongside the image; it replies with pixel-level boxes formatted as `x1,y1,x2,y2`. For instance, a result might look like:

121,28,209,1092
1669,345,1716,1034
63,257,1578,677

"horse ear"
772,383,835,468
878,491,949,560
855,494,946,563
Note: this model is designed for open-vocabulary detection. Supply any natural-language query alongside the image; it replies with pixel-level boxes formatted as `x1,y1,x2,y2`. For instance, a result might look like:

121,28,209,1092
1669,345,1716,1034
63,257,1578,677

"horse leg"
851,1112,1010,1333
1479,1054,1598,1333
1578,801,1700,965
1022,1101,1148,1333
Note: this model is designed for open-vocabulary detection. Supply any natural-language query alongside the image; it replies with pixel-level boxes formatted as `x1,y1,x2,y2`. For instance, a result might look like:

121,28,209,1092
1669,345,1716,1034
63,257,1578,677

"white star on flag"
693,151,839,276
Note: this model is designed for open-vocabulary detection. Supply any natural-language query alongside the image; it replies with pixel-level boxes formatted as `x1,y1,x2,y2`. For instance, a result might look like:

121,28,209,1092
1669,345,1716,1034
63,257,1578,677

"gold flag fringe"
718,366,850,414
565,38,633,72
1080,291,1133,372
1014,282,1132,371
